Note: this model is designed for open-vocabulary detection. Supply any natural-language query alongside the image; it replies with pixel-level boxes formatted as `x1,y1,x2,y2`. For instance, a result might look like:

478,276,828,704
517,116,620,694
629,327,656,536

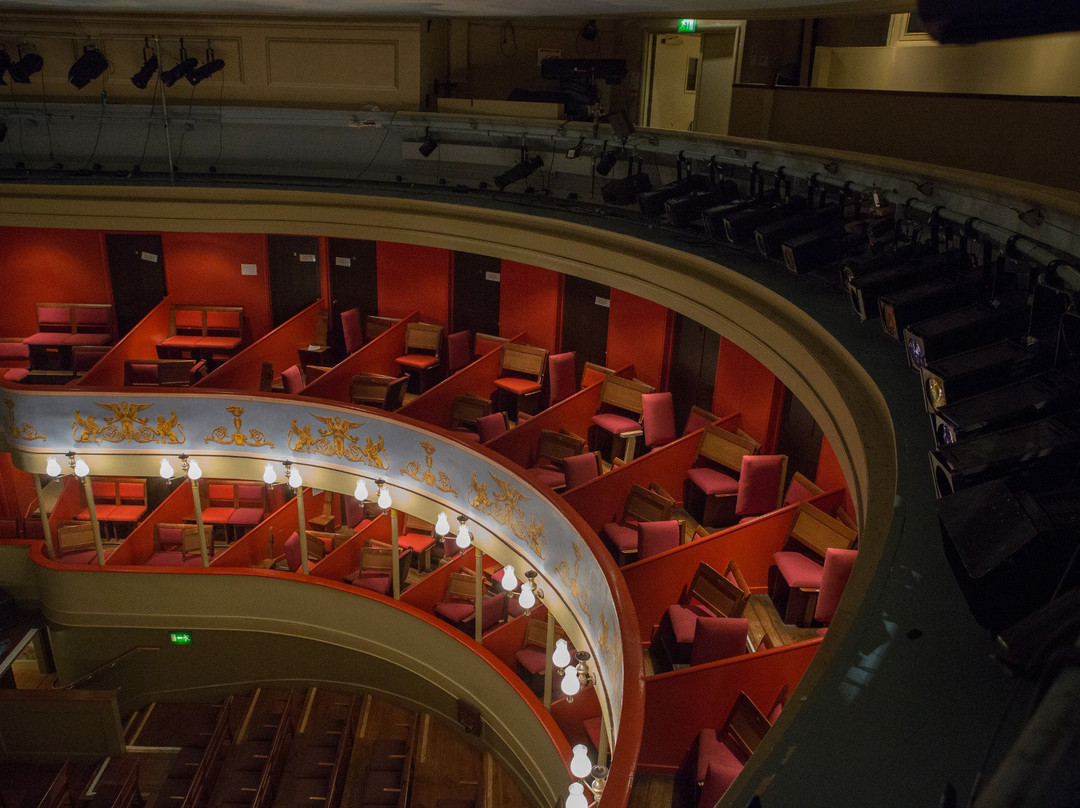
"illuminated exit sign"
169,632,193,645
678,19,697,33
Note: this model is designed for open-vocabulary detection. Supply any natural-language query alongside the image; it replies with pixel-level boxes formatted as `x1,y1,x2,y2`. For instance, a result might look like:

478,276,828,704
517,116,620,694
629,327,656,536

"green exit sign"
678,19,697,33
169,632,193,645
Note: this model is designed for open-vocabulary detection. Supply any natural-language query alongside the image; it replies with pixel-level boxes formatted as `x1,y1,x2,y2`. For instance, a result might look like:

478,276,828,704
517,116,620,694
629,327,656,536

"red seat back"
642,391,676,449
341,308,363,354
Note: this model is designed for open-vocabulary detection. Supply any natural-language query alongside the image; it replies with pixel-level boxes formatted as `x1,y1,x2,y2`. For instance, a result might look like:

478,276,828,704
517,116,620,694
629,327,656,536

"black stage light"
847,252,951,321
928,416,1080,499
418,133,438,158
604,109,635,141
0,49,10,85
664,181,739,229
187,48,224,85
724,197,805,246
754,204,844,260
161,52,197,87
494,154,543,190
8,51,43,83
939,478,1080,633
68,47,108,90
637,174,711,218
600,171,651,206
903,293,1029,371
131,53,158,89
595,149,618,176
878,269,990,340
931,366,1080,449
920,338,1051,414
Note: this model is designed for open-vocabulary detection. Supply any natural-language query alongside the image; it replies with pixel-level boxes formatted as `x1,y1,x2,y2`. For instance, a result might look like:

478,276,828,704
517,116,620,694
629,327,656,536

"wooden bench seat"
493,342,548,417
77,478,148,539
159,305,243,360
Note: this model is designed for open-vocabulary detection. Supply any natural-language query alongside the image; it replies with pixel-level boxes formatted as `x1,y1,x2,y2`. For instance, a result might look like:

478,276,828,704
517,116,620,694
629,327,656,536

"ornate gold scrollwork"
3,398,45,442
401,440,459,497
204,405,274,448
73,401,185,444
553,541,592,622
469,470,546,559
287,413,389,469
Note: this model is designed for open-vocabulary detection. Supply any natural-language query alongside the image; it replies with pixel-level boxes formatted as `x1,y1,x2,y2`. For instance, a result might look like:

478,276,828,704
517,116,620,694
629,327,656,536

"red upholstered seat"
147,551,202,567
446,330,472,374
284,531,304,572
110,505,147,522
398,532,435,555
347,570,392,595
642,391,677,450
3,368,28,383
395,353,438,370
196,336,241,350
281,364,304,394
341,308,362,355
493,376,541,395
772,551,824,589
683,407,714,435
784,475,818,505
435,600,476,623
513,647,547,674
563,452,601,490
58,548,113,565
476,412,508,442
686,466,738,496
667,603,713,644
530,465,566,490
228,507,264,528
735,454,786,518
23,332,68,345
814,548,858,624
638,519,680,560
602,521,638,552
590,412,641,434
547,351,577,407
696,731,745,792
200,507,234,524
689,617,749,666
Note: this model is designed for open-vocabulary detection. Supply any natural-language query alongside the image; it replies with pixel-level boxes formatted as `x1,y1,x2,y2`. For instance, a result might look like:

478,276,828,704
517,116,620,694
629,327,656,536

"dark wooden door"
669,314,721,429
327,237,379,356
267,234,321,328
560,274,610,379
104,233,167,337
775,389,821,484
452,252,501,335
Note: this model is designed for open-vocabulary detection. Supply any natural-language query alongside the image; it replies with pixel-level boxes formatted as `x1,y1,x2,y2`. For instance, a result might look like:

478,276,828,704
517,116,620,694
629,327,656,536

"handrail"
58,646,160,690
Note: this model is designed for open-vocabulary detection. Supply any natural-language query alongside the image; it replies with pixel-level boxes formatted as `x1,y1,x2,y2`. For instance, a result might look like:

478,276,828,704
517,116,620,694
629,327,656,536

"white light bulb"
566,783,588,808
186,459,202,480
354,478,369,501
45,457,61,477
263,463,277,485
288,466,302,488
159,458,174,480
552,638,571,669
518,581,536,611
501,564,519,592
377,485,392,511
73,458,90,478
435,512,450,537
570,744,593,779
455,522,472,549
561,665,581,697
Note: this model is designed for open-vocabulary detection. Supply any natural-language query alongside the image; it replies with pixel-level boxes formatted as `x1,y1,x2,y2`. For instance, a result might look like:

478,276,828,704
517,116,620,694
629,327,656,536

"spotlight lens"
937,422,956,446
908,337,926,368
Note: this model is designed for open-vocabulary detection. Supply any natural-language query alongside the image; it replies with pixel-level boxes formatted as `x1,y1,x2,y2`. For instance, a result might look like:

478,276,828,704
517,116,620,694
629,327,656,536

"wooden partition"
301,311,419,402
621,491,845,641
550,685,602,749
43,477,84,557
76,298,174,387
197,301,324,393
485,377,608,468
639,637,822,772
481,608,547,671
561,413,740,534
104,482,193,566
398,331,524,429
309,516,393,583
399,548,471,611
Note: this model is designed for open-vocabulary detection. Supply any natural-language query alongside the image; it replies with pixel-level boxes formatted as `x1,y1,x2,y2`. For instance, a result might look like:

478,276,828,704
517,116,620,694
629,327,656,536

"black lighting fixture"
8,49,43,83
68,45,108,90
595,146,618,176
566,137,585,159
161,39,197,87
418,129,438,158
494,150,543,190
187,43,225,85
0,49,10,85
131,39,158,89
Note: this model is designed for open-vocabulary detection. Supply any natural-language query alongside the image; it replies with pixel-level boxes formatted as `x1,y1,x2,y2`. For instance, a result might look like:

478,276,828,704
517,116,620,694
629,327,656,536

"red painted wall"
377,242,451,325
499,261,562,352
606,288,673,390
816,436,856,523
713,339,785,450
160,232,273,341
0,227,111,337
